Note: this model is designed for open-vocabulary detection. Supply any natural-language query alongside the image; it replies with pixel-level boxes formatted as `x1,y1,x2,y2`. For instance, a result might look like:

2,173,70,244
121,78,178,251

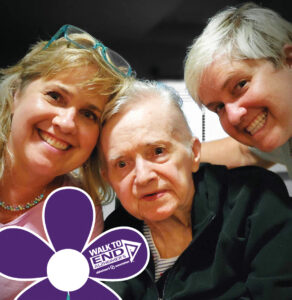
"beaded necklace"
0,193,45,212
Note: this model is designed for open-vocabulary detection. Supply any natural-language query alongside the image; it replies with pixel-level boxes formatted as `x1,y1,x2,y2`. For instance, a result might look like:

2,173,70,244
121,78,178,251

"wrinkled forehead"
101,97,192,153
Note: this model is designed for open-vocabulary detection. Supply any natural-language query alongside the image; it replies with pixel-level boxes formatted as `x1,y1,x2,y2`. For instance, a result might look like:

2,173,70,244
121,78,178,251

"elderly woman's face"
7,66,108,178
101,98,200,223
198,52,292,152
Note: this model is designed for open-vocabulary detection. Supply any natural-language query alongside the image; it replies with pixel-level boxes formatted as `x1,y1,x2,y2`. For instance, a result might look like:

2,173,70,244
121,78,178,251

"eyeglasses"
44,24,133,77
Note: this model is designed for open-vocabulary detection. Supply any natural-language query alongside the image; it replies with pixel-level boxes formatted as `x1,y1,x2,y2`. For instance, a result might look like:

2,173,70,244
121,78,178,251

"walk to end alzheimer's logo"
85,227,148,281
88,235,143,275
0,187,150,300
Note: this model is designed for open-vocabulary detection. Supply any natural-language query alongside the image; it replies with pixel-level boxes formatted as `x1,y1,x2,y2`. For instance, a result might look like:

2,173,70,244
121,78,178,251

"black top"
104,164,292,300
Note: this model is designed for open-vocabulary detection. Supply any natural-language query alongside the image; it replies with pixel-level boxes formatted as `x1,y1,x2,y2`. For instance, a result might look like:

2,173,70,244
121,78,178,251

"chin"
256,138,285,153
28,160,62,178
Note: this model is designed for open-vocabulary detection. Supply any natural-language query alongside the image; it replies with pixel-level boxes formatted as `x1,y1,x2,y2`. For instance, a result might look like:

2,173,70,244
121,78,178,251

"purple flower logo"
0,187,149,299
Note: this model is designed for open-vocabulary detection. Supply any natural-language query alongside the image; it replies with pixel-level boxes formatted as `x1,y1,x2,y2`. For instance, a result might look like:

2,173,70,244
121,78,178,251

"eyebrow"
204,72,237,108
50,83,103,113
220,72,236,90
107,155,125,166
85,103,102,113
146,140,172,148
107,140,171,162
53,84,73,97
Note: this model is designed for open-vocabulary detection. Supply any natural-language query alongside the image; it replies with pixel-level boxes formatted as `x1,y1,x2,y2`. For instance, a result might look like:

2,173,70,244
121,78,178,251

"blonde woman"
0,24,133,300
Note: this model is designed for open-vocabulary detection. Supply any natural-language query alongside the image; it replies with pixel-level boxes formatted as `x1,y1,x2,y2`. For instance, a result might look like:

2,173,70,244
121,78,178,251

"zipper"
161,214,216,299
145,268,161,300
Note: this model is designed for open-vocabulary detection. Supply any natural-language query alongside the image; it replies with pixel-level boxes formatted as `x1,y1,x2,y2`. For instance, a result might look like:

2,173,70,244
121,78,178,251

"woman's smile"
245,109,268,136
7,67,108,177
38,129,71,151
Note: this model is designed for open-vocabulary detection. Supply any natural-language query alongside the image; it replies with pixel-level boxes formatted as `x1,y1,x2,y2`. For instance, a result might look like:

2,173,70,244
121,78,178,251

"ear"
191,137,201,173
283,44,292,67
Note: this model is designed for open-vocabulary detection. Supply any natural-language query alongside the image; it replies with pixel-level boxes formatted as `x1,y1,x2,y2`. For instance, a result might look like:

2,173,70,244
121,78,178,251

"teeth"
39,130,70,150
246,111,268,135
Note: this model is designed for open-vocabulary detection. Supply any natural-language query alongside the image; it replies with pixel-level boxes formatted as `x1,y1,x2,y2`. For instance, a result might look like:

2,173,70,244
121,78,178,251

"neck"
1,166,51,203
146,214,192,259
0,151,60,205
0,153,66,223
0,172,65,224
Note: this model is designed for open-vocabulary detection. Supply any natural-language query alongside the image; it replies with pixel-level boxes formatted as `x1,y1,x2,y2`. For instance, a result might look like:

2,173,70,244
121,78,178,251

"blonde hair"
0,32,131,205
184,2,292,105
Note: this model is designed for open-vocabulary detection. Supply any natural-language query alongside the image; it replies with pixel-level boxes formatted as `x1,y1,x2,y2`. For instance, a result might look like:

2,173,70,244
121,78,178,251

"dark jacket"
104,164,292,299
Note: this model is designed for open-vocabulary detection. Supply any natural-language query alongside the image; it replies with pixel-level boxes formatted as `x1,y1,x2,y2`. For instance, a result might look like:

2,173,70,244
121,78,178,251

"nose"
225,103,247,126
52,107,77,134
134,157,157,186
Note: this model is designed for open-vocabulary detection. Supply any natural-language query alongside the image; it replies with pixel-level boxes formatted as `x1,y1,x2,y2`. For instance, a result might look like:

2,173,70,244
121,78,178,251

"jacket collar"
191,163,227,235
112,164,228,238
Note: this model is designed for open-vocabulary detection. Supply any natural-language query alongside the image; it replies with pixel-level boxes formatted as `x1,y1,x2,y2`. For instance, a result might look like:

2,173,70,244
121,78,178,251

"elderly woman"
184,3,292,178
0,24,133,299
99,80,292,299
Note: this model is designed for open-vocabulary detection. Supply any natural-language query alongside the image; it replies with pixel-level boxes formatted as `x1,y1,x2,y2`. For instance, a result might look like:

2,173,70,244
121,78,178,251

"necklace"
0,193,45,212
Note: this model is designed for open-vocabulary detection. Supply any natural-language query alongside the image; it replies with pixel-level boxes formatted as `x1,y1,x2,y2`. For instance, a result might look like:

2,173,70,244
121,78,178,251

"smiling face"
7,66,108,179
101,97,200,223
198,52,292,152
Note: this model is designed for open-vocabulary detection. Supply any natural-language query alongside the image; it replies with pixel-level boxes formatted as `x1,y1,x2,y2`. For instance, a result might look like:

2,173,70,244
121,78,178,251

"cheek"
79,126,99,151
219,114,234,134
9,112,30,142
113,179,130,200
112,179,135,207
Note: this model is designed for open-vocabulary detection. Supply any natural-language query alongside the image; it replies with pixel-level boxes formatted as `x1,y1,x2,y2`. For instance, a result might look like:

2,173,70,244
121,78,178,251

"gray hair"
99,80,194,202
184,2,292,105
101,80,185,124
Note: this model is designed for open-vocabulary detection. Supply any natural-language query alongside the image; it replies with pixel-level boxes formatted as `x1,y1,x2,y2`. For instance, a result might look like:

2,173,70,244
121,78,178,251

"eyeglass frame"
43,24,133,77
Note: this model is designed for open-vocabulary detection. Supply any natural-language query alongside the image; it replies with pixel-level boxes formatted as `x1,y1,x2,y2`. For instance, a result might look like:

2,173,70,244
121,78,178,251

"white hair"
184,2,292,105
102,80,185,125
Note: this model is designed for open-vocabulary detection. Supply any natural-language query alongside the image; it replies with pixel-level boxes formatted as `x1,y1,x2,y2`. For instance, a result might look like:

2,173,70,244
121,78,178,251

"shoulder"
199,165,292,246
198,163,290,212
200,163,288,195
226,166,292,227
249,141,290,165
229,165,289,197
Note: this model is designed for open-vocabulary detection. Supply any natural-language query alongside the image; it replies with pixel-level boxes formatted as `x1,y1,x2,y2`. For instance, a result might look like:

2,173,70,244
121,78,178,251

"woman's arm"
200,137,274,169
